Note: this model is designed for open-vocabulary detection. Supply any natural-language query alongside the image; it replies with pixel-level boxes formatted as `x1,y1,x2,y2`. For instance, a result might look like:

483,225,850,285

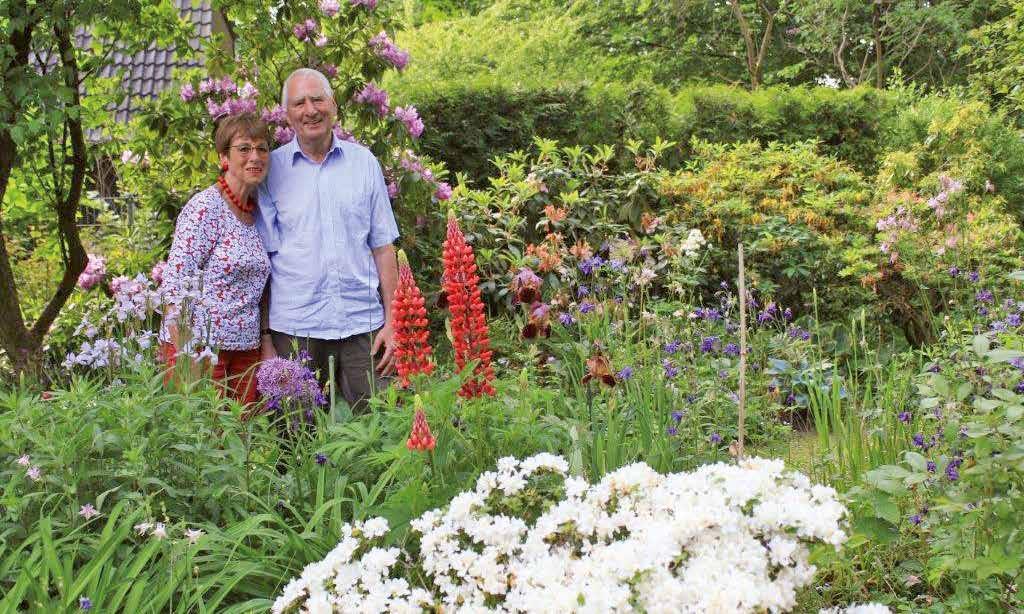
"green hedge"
409,82,903,185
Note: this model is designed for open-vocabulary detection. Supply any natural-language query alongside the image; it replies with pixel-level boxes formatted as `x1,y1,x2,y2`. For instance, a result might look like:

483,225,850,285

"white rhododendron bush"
273,454,851,613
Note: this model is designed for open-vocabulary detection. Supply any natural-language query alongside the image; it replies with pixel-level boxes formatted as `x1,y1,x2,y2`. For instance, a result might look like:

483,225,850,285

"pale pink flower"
16,455,30,466
79,504,99,520
26,466,41,481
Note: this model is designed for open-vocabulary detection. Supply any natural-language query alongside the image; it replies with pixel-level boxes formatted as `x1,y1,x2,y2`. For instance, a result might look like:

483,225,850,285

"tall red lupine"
393,250,435,388
406,395,436,451
442,212,496,398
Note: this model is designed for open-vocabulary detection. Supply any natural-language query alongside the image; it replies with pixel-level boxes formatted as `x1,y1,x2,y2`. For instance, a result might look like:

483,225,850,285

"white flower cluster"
274,454,847,613
272,517,434,614
680,228,707,258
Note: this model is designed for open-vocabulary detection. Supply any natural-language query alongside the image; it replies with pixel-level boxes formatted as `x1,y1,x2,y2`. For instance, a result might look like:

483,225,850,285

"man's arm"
371,243,398,375
259,278,276,361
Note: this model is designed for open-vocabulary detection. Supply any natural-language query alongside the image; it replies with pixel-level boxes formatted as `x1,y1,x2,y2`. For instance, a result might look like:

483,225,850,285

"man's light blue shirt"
256,135,400,340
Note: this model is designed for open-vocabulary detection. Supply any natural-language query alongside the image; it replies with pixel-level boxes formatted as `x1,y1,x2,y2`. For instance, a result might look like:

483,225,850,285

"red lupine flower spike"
406,396,436,452
394,250,435,388
442,213,496,398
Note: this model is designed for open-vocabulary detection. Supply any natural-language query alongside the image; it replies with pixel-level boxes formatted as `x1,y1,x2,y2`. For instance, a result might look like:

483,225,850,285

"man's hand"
372,322,397,376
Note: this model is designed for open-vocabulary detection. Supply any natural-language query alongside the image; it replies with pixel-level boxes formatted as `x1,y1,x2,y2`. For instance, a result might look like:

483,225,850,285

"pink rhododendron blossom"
77,254,107,290
353,83,390,117
319,0,340,16
180,83,195,101
274,126,295,144
434,182,452,201
394,106,424,138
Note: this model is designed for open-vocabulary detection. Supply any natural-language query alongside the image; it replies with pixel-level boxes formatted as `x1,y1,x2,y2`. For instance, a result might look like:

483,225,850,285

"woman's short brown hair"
214,114,271,156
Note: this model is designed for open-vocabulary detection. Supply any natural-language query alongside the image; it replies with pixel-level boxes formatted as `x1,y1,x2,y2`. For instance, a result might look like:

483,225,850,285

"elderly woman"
159,113,272,403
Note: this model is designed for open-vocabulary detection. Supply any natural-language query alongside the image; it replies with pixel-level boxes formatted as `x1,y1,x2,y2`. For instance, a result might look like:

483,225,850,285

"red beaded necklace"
218,174,256,214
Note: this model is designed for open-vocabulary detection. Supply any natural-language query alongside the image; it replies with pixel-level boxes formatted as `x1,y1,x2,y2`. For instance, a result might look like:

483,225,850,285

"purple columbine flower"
702,308,722,322
709,432,722,444
616,366,634,380
315,453,328,465
671,410,684,422
968,270,980,283
976,289,994,304
1011,357,1024,371
577,285,589,297
700,336,718,353
1016,380,1024,394
783,307,793,321
978,307,989,317
80,597,92,610
686,393,698,404
662,359,680,379
927,460,936,473
720,281,729,290
1008,313,1022,327
578,256,604,276
724,343,740,357
898,411,911,423
945,462,959,481
664,339,683,354
559,312,576,326
667,425,678,436
909,514,922,525
609,259,626,272
757,310,773,324
948,266,960,277
579,301,596,314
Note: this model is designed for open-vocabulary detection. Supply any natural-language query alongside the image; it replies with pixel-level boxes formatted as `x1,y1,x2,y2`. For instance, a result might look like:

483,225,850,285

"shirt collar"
290,134,344,166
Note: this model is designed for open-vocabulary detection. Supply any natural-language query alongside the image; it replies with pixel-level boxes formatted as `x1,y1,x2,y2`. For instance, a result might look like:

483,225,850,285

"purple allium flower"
664,339,682,354
898,411,911,423
662,359,679,379
257,357,326,408
315,453,328,465
671,410,684,422
579,301,596,314
616,366,634,380
558,312,576,326
912,433,925,448
968,270,980,283
434,182,452,201
700,336,718,353
948,266,960,277
976,289,994,304
666,425,678,436
80,596,92,610
724,343,740,357
927,460,936,473
909,514,922,525
709,432,722,444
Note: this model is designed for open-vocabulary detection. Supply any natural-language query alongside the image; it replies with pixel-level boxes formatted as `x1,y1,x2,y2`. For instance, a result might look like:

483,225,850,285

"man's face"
285,75,337,145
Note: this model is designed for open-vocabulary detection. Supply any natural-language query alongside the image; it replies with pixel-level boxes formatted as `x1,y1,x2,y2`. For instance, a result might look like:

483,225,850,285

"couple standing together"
159,68,400,413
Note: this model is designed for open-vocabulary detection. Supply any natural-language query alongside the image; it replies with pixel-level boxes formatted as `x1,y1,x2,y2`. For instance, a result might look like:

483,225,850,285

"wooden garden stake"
737,244,747,460
328,354,336,412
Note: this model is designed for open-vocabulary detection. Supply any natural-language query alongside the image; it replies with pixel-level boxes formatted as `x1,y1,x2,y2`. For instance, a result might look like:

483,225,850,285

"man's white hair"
281,68,334,107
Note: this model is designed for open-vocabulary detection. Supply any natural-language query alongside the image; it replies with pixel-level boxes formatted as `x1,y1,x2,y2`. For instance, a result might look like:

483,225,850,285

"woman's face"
219,135,270,190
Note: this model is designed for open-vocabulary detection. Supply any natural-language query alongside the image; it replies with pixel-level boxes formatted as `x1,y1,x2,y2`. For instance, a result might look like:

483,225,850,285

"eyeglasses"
229,144,271,156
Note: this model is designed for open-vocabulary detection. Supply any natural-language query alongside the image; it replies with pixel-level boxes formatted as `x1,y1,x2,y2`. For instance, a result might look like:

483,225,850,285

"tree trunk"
872,1,885,88
0,9,89,377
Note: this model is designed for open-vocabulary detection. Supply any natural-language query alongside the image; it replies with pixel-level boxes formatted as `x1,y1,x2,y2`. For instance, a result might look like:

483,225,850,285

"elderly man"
257,68,399,413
